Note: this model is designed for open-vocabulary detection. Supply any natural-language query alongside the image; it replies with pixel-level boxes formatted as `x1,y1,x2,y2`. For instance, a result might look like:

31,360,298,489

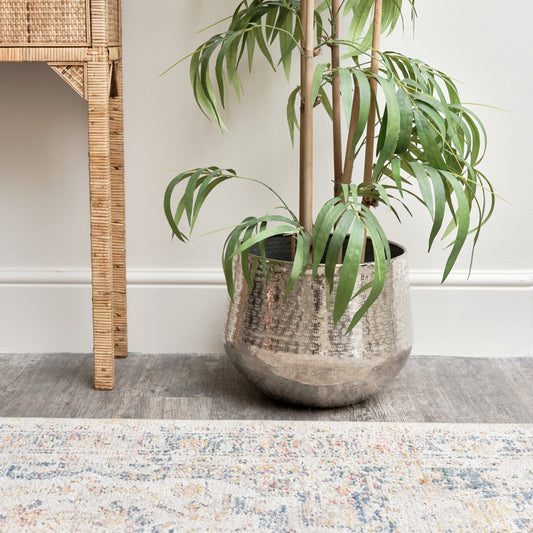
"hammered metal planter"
224,236,413,408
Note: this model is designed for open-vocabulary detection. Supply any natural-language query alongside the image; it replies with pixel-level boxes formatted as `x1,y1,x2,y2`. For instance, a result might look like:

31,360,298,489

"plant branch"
342,82,361,185
360,0,383,263
363,0,383,193
300,0,315,235
331,0,343,197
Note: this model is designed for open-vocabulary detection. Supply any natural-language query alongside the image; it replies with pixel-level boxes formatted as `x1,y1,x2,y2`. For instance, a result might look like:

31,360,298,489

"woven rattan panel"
106,0,120,46
50,63,85,98
0,1,89,46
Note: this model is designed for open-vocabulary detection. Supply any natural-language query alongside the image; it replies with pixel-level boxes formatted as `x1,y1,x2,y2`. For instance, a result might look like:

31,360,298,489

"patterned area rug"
0,419,531,532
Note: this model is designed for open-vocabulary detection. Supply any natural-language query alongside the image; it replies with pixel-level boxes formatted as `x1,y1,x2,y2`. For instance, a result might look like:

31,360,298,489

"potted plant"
164,0,495,407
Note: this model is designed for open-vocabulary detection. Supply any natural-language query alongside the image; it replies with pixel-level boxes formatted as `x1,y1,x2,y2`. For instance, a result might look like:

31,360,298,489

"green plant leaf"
279,9,295,80
240,220,258,291
338,68,354,125
318,86,333,120
265,4,278,41
408,161,434,218
183,168,207,226
343,211,389,332
222,221,250,300
165,167,298,247
191,171,233,229
246,26,256,71
255,24,277,71
285,232,311,295
413,109,447,170
190,49,220,125
376,106,388,156
390,157,403,196
312,63,328,108
345,0,374,55
333,215,365,323
199,37,224,120
232,223,297,258
461,107,487,166
258,219,268,274
374,183,392,208
312,198,346,277
373,76,401,180
347,69,372,158
361,205,391,263
323,209,356,291
439,171,470,282
286,85,301,144
395,88,412,154
426,166,446,250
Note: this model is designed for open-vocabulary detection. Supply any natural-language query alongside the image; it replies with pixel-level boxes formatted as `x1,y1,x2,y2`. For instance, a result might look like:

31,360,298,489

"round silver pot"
224,237,413,408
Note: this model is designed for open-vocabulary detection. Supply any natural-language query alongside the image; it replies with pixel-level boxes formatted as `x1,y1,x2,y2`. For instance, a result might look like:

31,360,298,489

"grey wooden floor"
0,353,531,422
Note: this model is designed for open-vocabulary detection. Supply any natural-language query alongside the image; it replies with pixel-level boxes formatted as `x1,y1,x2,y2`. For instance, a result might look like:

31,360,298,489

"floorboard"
0,354,531,422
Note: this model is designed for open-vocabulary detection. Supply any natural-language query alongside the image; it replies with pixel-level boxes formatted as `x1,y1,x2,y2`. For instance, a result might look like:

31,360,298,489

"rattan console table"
1,0,127,389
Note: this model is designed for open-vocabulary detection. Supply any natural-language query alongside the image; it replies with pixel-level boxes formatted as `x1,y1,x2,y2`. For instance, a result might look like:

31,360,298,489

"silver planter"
224,237,413,408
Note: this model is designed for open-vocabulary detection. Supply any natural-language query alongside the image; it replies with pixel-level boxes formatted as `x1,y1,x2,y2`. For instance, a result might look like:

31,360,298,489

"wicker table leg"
110,58,128,359
87,51,115,390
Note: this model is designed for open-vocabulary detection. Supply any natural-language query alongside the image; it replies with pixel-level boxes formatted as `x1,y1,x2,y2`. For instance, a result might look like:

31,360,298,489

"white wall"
0,0,531,356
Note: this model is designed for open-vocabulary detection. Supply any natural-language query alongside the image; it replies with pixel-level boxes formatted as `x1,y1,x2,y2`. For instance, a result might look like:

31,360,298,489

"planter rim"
247,238,407,268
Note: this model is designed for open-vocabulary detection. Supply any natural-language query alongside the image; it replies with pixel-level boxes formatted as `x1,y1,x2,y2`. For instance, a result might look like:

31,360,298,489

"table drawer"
0,1,90,46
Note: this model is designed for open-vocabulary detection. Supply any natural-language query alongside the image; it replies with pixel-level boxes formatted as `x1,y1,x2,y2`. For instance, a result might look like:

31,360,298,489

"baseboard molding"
1,268,532,287
0,269,531,356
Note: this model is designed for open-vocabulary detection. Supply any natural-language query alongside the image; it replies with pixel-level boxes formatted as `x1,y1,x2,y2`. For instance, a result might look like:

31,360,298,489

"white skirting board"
0,269,531,356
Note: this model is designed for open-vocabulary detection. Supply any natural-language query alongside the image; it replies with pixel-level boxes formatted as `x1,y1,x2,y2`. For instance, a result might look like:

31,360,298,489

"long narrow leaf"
232,224,297,257
312,199,346,277
344,211,389,332
338,68,354,125
395,88,412,154
312,63,328,107
440,171,471,281
333,215,366,323
324,209,356,291
348,70,372,157
373,76,401,180
426,166,446,250
285,233,311,295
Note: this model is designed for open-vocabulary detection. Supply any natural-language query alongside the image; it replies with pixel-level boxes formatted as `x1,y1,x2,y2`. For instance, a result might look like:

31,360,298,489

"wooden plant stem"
342,83,360,185
361,0,382,263
339,77,360,265
331,0,343,197
299,0,306,210
300,0,314,235
363,0,382,188
294,0,308,262
330,0,344,263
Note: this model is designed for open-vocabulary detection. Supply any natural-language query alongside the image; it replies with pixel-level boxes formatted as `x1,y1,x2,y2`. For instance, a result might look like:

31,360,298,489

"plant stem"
331,0,343,197
361,0,383,263
300,0,314,235
342,83,360,185
363,0,382,188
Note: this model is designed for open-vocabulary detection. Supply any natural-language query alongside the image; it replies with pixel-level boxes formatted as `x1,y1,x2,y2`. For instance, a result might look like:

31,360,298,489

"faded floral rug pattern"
0,419,531,532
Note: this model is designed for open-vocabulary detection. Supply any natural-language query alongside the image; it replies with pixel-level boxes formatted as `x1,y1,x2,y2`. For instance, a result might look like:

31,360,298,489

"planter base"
225,343,411,408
